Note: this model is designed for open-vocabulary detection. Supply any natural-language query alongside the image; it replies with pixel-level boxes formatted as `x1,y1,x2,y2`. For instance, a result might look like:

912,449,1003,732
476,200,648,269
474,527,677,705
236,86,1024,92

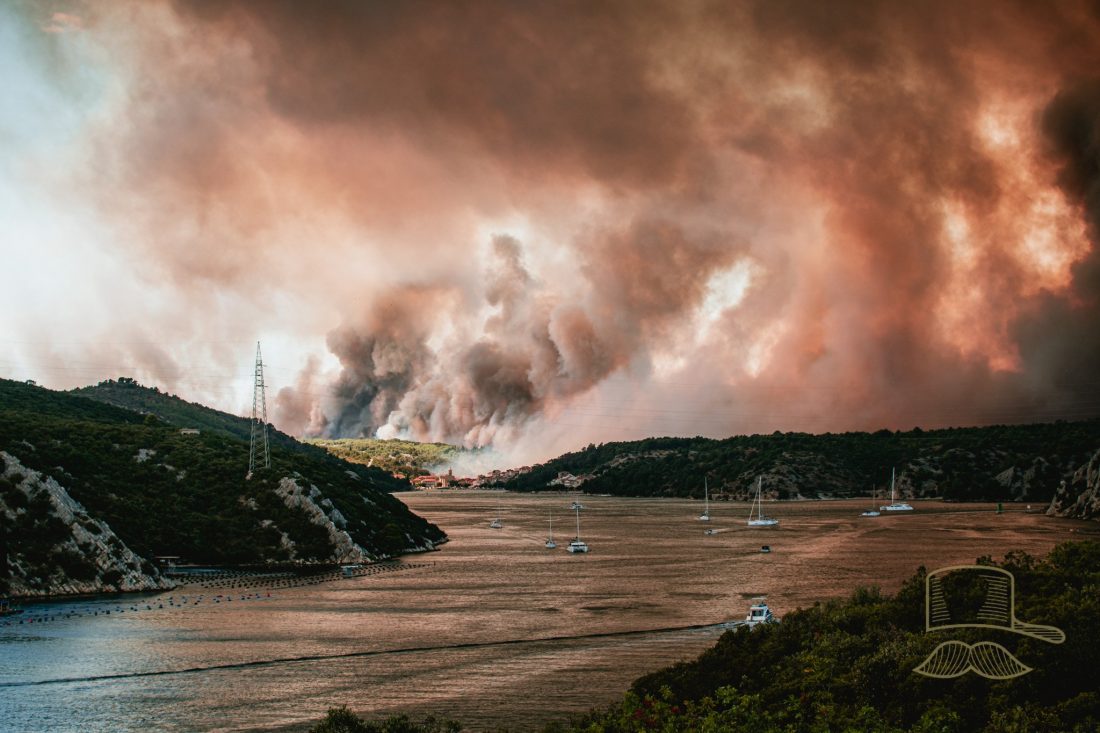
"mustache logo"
913,565,1064,680
913,640,1032,680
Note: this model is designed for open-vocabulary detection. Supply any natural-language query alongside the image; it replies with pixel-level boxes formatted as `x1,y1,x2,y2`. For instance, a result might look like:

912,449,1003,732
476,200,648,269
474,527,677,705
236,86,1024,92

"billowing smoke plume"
10,1,1100,459
316,223,740,444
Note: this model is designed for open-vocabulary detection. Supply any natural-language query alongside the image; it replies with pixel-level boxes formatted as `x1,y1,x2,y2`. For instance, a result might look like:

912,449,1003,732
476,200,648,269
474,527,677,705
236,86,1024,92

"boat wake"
0,623,727,688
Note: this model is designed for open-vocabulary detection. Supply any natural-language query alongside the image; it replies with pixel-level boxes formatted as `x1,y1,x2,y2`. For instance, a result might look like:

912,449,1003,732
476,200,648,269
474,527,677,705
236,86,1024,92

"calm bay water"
1,492,1093,732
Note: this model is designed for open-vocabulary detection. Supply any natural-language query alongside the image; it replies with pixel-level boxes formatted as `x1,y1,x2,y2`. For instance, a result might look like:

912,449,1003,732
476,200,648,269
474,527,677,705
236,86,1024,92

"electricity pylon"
247,341,270,479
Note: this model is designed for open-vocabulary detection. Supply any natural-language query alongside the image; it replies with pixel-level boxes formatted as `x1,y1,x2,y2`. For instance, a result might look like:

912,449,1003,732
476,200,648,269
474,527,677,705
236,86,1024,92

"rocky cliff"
0,452,173,597
0,378,447,598
1047,447,1100,520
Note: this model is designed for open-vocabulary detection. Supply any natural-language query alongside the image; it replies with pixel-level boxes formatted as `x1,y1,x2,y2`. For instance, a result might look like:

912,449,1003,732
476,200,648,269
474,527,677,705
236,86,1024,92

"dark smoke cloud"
22,0,1100,458
1012,79,1100,402
314,225,739,445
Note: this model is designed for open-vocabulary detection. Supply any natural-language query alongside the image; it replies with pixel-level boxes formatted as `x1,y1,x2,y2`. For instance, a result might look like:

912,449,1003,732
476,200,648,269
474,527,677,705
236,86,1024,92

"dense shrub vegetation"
499,423,1100,502
567,541,1100,733
307,437,465,477
72,379,413,493
309,707,460,733
0,379,444,566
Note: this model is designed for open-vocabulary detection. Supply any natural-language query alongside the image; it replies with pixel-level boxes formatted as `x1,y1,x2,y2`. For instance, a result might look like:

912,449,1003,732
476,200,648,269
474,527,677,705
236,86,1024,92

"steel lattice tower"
247,341,270,479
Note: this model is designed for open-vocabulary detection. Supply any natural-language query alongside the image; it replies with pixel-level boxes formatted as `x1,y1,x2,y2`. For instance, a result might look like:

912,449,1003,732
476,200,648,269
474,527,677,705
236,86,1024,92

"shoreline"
5,543,445,603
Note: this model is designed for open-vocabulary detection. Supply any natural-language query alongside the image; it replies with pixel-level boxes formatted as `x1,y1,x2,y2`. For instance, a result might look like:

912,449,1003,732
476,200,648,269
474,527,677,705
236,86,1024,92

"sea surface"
1,493,1094,732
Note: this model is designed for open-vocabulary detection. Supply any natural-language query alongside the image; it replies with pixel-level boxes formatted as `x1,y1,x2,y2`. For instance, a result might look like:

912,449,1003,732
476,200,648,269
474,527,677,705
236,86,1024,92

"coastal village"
408,468,592,491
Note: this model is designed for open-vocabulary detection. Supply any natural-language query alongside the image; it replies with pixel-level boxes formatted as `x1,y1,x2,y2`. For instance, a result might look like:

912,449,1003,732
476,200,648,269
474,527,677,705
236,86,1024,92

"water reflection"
0,493,1090,731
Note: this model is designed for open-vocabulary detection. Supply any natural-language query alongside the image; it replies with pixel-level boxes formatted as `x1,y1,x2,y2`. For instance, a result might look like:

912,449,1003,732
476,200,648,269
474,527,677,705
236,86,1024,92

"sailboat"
567,505,589,553
747,477,779,527
545,509,556,549
698,478,710,521
879,468,914,511
861,486,881,517
489,493,503,529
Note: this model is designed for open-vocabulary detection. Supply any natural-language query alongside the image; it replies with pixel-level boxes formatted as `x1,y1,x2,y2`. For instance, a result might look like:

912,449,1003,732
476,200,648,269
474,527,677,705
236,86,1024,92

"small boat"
489,494,503,528
704,528,719,536
879,468,913,512
760,545,771,553
745,598,778,626
747,477,779,527
698,478,710,521
0,598,23,617
545,509,557,549
861,486,880,517
570,501,585,511
567,505,589,553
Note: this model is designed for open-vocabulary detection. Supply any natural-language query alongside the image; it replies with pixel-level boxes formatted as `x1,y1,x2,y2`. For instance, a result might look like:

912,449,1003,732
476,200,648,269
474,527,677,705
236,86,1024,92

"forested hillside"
307,437,464,477
568,542,1100,733
72,379,412,492
496,422,1100,504
0,379,445,597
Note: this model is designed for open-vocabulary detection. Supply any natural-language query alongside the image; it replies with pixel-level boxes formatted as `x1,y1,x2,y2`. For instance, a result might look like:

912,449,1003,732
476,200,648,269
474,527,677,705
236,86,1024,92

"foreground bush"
570,541,1100,732
309,706,461,733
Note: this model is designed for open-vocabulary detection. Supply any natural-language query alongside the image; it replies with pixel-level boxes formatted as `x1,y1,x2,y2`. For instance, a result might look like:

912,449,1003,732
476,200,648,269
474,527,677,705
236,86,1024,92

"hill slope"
569,542,1100,733
495,422,1100,506
0,379,445,597
306,437,463,477
71,379,412,492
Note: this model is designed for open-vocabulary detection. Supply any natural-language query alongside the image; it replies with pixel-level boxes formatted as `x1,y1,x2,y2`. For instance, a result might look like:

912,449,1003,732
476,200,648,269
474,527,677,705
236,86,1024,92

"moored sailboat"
567,505,589,553
747,477,779,527
698,478,710,521
545,509,556,549
879,468,913,512
861,486,881,517
489,493,503,528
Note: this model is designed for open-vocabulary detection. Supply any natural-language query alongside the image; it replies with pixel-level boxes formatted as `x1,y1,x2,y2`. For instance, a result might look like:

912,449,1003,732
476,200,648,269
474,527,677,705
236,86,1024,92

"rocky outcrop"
1047,448,1100,520
994,457,1052,500
0,452,174,598
275,477,375,563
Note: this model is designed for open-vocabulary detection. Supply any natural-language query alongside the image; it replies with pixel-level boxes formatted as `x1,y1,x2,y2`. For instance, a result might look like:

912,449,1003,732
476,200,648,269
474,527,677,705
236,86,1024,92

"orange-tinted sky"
3,1,1100,465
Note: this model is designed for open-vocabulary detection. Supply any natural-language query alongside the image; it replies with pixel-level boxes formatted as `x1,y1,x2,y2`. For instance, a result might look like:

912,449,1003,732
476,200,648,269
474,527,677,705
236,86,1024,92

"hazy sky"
3,1,1100,466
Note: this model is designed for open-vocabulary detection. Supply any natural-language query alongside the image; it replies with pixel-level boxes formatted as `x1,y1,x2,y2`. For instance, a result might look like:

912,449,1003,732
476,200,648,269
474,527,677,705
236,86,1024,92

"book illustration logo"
913,565,1065,680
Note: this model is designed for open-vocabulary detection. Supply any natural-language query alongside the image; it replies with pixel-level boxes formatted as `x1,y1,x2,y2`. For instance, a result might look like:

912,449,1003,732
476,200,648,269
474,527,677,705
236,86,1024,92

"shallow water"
0,493,1092,732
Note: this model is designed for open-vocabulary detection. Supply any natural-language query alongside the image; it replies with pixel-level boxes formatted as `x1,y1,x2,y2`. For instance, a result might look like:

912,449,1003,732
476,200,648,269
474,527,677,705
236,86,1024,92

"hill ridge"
0,379,445,598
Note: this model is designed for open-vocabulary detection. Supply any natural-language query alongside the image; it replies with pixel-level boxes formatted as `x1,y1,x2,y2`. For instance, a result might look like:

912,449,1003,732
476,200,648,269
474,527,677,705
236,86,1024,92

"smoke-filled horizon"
3,1,1100,466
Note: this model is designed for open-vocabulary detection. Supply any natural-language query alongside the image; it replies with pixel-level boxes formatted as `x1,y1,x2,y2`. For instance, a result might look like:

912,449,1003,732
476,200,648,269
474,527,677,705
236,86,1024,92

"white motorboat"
747,477,779,527
745,598,778,626
879,468,913,512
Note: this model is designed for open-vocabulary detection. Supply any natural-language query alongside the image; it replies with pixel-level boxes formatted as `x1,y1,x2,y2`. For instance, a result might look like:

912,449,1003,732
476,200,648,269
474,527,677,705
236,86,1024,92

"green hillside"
0,379,446,584
568,541,1100,733
307,437,463,476
495,422,1100,503
71,379,411,493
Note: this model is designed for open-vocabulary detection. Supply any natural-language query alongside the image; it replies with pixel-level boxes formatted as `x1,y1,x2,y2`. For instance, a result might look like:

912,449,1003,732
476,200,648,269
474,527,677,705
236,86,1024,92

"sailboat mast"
750,476,761,519
891,467,896,503
575,507,581,538
704,477,709,513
